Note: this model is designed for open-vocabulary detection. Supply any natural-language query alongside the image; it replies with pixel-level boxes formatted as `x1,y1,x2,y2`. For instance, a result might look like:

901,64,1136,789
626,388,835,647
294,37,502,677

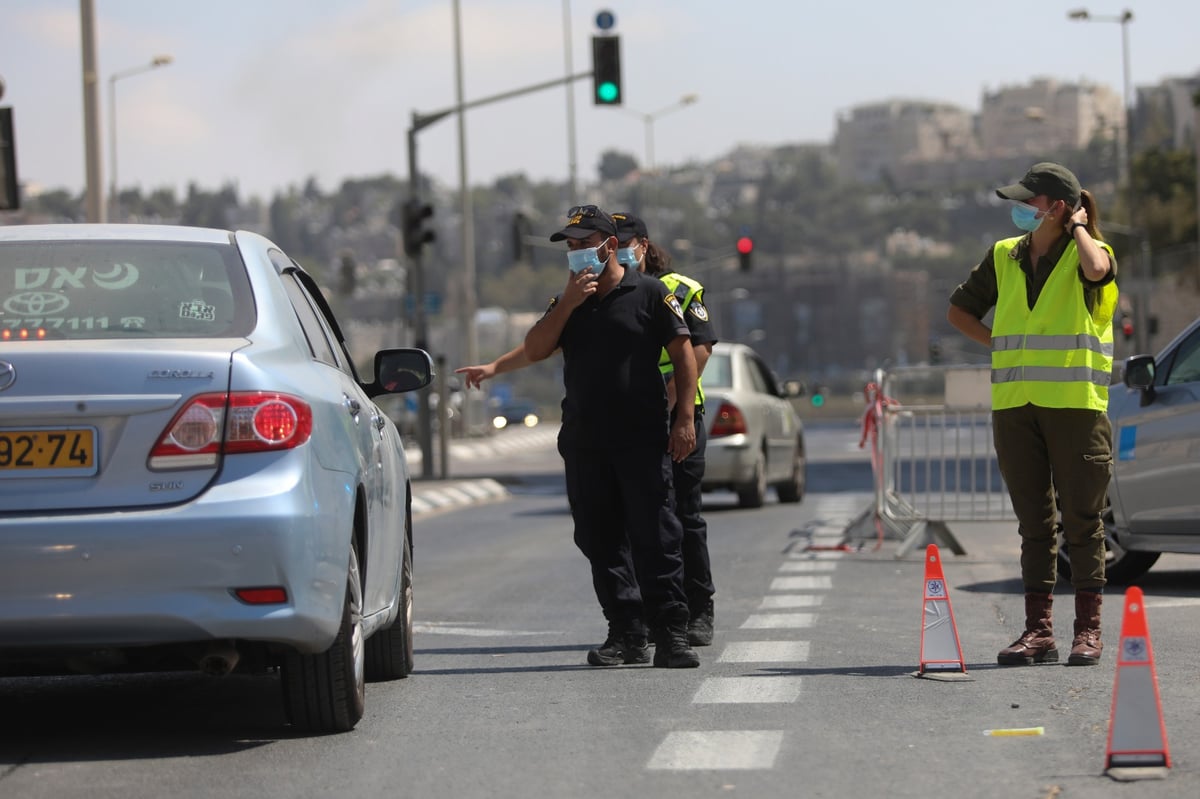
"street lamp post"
626,93,699,174
1068,9,1134,207
1068,8,1146,351
108,55,172,221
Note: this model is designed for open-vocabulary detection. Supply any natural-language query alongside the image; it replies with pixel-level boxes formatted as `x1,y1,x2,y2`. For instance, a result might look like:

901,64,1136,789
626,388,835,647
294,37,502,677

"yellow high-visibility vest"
658,272,707,408
990,235,1118,411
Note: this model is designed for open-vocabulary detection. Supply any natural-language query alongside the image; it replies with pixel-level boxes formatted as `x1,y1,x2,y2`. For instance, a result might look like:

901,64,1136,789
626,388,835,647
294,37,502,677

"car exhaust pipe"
198,642,240,677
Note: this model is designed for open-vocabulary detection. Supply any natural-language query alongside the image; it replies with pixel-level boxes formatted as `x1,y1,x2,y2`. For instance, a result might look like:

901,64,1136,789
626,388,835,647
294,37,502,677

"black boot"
653,623,700,669
587,621,649,667
688,599,714,647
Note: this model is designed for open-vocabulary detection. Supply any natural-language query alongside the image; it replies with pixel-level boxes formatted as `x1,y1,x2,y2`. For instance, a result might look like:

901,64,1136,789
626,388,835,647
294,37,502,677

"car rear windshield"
0,240,254,340
704,353,732,388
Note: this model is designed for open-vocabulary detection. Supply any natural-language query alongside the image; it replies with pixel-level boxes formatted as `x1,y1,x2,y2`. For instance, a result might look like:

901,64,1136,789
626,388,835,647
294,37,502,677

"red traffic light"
1121,316,1134,340
736,236,754,255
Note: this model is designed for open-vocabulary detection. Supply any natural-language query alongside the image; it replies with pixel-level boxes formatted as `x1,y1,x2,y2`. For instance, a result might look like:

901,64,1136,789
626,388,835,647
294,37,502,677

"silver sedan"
1058,313,1200,583
0,224,431,732
700,341,806,508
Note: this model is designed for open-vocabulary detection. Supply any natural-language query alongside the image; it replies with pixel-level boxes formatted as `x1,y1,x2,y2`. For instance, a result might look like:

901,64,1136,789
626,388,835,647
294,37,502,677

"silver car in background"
0,225,431,732
1060,313,1200,583
701,341,806,508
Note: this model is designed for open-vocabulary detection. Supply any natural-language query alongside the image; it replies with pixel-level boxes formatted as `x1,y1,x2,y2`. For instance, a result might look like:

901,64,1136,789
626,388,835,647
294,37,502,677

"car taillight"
709,401,747,437
149,392,313,469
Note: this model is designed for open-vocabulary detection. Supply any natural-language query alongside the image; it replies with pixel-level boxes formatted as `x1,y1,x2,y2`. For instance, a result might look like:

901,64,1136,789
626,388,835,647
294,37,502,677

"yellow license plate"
0,428,97,476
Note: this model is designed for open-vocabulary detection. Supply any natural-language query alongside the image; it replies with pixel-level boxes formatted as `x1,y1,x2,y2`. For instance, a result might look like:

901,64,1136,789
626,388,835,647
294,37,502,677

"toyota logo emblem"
0,361,14,392
3,292,70,316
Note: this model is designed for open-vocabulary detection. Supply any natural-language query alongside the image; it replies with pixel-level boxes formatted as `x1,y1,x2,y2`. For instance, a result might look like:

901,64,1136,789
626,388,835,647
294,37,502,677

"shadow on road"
0,672,294,764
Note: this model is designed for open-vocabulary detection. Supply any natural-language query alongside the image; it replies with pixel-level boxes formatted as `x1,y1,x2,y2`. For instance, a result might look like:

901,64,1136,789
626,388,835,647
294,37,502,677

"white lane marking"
770,575,833,591
718,641,810,663
741,613,815,629
778,560,838,572
692,676,804,704
759,594,823,609
414,622,548,637
647,731,784,771
785,551,845,560
1143,598,1200,609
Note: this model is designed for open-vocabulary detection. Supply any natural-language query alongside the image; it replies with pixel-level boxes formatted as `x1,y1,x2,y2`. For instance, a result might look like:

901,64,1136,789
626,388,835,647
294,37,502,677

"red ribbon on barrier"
858,381,898,550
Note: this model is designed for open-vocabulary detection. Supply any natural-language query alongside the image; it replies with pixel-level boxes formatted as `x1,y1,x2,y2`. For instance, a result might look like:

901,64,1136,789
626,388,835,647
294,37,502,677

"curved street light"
108,54,173,221
1067,9,1134,197
625,93,699,174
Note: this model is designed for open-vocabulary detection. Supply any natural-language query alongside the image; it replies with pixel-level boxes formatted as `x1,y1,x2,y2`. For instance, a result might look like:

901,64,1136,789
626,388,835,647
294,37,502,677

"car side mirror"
782,380,805,399
1123,354,1156,406
369,348,434,397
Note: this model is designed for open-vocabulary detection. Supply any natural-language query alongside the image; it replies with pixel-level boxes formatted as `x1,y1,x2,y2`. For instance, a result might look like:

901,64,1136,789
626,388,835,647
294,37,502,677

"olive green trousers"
992,404,1113,592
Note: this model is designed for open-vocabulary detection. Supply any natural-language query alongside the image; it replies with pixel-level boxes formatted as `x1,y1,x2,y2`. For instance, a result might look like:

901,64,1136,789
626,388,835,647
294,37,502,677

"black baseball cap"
995,162,1081,207
549,204,617,242
612,212,648,242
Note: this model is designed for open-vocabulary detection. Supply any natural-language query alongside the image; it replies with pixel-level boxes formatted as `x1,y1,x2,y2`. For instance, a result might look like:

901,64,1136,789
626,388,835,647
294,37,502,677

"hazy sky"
3,1,1199,201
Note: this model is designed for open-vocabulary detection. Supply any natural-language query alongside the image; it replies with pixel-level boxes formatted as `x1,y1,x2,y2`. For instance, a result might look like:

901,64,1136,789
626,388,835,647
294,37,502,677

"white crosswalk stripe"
649,495,862,774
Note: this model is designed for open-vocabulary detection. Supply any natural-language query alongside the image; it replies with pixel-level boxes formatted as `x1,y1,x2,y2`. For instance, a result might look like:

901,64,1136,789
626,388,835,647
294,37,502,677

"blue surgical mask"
1010,201,1045,233
616,246,642,268
567,243,607,275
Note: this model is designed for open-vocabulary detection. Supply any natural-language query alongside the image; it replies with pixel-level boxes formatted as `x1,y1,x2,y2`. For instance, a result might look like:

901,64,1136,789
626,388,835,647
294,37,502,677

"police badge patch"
688,302,709,322
664,294,685,321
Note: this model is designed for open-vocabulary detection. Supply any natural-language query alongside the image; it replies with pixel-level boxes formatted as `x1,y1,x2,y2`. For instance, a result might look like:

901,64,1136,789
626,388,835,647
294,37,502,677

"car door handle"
345,396,362,417
374,413,386,431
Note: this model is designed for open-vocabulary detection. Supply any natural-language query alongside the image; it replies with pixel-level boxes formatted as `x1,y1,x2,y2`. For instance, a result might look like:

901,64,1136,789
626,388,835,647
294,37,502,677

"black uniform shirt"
541,265,690,449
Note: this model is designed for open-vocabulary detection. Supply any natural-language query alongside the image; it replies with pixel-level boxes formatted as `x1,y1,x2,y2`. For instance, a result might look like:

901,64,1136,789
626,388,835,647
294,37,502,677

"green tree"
1133,146,1197,250
598,150,638,182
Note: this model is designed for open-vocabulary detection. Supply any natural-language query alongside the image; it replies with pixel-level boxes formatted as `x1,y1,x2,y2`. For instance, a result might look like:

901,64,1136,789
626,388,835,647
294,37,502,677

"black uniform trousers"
675,409,714,612
559,440,688,629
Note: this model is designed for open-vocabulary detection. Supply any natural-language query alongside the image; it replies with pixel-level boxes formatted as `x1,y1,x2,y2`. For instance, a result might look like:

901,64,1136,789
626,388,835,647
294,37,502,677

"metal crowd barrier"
845,364,1014,558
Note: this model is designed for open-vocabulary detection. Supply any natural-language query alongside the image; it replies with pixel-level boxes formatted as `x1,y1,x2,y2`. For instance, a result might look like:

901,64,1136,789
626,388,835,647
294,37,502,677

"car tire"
736,448,767,509
366,526,414,681
775,441,806,504
1056,504,1161,585
282,542,366,733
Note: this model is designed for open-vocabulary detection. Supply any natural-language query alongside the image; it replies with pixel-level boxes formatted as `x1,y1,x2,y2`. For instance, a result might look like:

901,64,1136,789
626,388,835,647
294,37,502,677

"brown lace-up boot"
997,592,1059,665
1067,591,1103,666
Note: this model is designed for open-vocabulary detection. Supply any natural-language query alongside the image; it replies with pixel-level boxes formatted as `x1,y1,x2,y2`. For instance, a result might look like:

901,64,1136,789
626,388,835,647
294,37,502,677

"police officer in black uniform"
524,204,701,669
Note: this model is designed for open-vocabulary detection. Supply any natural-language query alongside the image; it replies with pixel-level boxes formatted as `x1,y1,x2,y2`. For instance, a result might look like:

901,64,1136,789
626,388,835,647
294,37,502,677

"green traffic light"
597,82,619,103
811,394,825,408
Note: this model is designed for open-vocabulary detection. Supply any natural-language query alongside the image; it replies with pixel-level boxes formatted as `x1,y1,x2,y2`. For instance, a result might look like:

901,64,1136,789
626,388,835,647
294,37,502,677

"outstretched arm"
455,345,531,389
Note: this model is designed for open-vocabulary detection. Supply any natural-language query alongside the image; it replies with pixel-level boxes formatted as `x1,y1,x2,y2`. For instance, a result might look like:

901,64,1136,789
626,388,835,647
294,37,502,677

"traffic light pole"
406,70,593,477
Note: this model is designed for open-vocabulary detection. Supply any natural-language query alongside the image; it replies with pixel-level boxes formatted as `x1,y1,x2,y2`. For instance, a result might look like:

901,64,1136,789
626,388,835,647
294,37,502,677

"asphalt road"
2,422,1198,798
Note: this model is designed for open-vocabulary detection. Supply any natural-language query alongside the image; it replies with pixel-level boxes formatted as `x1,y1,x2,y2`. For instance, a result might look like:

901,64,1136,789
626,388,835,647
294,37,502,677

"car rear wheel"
1056,504,1161,585
736,448,767,508
775,441,806,504
282,543,366,732
366,526,414,680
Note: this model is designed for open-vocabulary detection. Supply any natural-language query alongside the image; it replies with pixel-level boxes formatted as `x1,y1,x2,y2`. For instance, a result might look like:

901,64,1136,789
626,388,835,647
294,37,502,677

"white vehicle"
701,342,806,508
